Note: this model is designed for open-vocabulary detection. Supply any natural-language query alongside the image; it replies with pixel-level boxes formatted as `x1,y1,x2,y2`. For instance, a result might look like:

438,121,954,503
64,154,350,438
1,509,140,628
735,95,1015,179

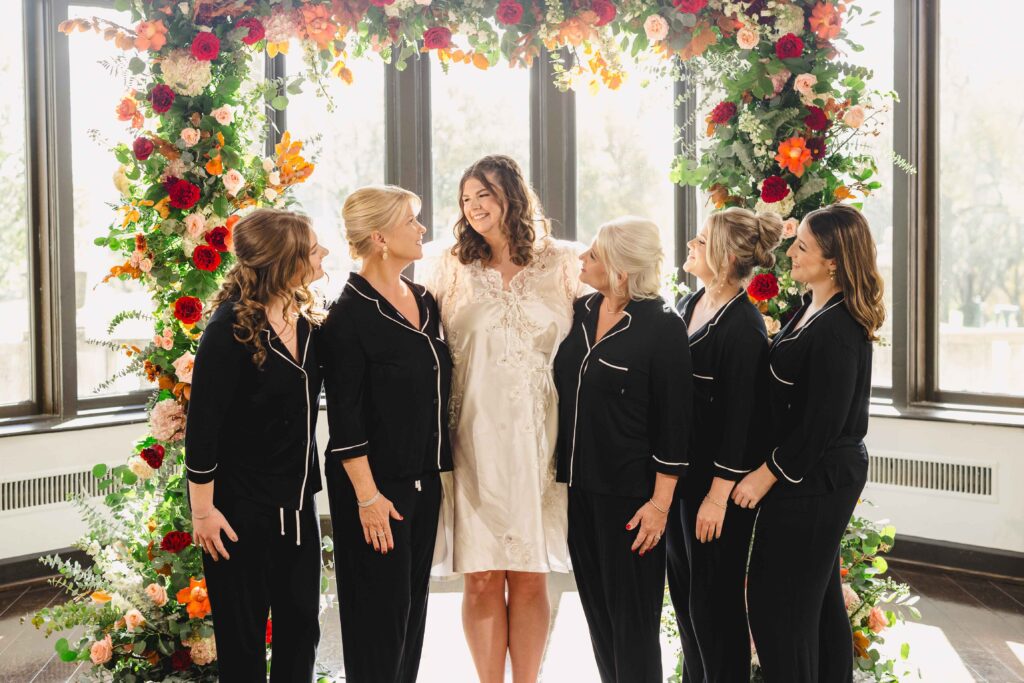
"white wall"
1,414,1022,560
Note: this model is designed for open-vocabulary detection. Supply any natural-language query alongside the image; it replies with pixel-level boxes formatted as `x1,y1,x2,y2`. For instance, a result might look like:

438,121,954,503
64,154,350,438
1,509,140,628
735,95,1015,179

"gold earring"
382,243,389,261
828,268,836,281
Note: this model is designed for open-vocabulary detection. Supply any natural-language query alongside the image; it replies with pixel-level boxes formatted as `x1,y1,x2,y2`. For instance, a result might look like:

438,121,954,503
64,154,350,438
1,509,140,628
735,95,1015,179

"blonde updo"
705,207,784,284
592,216,664,301
342,185,421,260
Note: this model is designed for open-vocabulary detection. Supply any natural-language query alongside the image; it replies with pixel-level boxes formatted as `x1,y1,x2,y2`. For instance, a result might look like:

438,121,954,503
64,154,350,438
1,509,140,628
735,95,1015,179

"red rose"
804,106,831,132
423,27,452,50
149,84,175,114
160,530,192,554
673,0,708,13
167,178,201,210
193,244,222,271
236,18,265,45
170,649,193,671
710,101,737,124
496,0,524,25
133,137,155,161
807,136,827,160
140,445,165,469
205,226,231,252
174,296,203,325
775,33,804,60
760,175,790,203
266,618,273,645
592,0,617,26
191,31,221,61
748,273,780,302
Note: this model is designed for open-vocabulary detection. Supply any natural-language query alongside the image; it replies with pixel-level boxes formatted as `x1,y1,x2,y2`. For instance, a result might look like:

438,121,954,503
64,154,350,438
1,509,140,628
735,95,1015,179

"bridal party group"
183,154,886,683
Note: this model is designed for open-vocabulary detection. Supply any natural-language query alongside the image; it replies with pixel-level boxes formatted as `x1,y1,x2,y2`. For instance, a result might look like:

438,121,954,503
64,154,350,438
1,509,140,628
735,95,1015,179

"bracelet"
357,491,381,508
192,508,214,521
648,498,668,514
704,495,727,510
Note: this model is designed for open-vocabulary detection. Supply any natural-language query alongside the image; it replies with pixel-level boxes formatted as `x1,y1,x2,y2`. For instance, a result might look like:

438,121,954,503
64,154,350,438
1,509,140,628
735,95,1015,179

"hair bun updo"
753,212,785,270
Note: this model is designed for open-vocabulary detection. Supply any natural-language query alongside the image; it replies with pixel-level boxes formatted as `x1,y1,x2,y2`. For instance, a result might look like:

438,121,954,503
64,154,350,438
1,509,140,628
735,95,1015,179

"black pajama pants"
747,475,866,683
326,468,442,683
203,496,322,683
568,487,666,683
666,478,757,683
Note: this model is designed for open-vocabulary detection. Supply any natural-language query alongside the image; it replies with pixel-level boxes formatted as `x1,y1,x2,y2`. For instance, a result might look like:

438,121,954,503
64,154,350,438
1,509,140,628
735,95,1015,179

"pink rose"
222,168,245,197
172,351,195,384
124,608,145,632
180,127,200,147
184,213,207,239
843,104,866,129
150,398,186,442
782,218,798,238
90,634,113,664
770,68,791,96
868,606,887,633
842,582,861,614
139,258,153,273
211,105,234,126
794,73,817,97
145,582,168,607
736,27,758,50
643,14,669,42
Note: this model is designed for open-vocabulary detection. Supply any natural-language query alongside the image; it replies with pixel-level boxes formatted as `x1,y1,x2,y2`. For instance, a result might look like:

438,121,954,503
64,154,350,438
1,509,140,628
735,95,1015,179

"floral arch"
32,0,916,680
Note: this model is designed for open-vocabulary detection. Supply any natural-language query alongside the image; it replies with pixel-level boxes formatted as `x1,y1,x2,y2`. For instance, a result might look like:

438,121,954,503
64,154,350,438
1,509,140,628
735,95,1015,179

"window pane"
576,62,676,275
938,1,1024,397
69,6,151,399
430,57,530,237
287,58,386,298
0,3,32,408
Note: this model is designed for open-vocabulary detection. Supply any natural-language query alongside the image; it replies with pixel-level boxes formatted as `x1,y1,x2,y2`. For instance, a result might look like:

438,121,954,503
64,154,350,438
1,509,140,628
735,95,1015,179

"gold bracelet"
648,498,668,514
704,495,727,510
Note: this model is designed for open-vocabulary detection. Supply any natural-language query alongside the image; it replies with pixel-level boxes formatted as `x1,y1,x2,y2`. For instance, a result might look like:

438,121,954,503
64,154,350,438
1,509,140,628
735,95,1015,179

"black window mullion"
385,57,432,237
674,69,698,294
531,51,574,241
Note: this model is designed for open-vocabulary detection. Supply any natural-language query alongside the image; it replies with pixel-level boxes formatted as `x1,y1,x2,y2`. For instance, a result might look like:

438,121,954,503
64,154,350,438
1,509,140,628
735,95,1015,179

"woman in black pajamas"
319,185,452,683
185,208,329,682
554,216,692,683
666,207,782,683
732,204,885,683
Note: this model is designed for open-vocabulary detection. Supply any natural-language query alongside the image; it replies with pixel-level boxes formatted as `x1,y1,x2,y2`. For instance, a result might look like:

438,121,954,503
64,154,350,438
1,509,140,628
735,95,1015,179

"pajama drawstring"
280,508,285,536
278,507,302,546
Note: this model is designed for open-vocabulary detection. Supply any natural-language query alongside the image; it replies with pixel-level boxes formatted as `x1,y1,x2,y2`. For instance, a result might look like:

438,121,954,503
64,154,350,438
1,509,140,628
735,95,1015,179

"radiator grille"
868,454,994,497
0,470,105,512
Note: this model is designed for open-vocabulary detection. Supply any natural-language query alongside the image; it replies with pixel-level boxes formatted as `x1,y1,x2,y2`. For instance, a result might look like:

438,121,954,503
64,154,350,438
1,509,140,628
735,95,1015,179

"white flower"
787,286,799,295
210,105,234,126
643,15,669,43
113,165,131,195
262,158,275,172
754,191,795,218
268,171,280,186
180,127,200,147
128,456,155,481
222,169,245,197
736,27,758,50
159,49,212,97
264,188,279,201
772,4,807,40
414,0,432,4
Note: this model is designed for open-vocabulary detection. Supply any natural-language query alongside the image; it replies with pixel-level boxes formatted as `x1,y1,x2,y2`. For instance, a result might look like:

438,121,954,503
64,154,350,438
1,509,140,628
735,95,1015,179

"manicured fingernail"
626,524,632,530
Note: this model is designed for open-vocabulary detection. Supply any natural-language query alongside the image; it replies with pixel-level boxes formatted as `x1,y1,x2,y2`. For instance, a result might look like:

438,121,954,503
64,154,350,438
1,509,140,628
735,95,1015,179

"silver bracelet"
648,498,668,514
357,491,381,508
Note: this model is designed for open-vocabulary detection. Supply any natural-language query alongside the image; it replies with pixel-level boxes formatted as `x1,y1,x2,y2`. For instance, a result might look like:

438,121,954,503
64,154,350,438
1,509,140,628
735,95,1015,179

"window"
287,58,386,298
68,5,151,400
430,57,531,237
937,0,1024,398
0,4,32,411
576,60,676,274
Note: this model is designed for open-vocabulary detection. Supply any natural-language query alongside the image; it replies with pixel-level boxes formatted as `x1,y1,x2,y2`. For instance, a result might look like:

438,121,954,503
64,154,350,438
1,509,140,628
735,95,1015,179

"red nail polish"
625,524,632,530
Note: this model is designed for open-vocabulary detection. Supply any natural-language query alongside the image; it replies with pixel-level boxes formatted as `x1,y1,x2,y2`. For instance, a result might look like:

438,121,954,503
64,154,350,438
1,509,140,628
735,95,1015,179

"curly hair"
451,155,550,267
211,209,325,367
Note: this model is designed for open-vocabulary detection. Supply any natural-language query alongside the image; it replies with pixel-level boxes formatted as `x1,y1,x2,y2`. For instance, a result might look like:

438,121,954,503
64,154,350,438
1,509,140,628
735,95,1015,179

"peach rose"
139,258,153,273
843,104,866,128
868,606,887,633
144,582,168,607
264,188,279,202
736,27,759,50
223,169,245,197
794,73,818,101
842,582,861,614
782,218,798,239
90,634,113,664
113,165,131,195
763,315,781,336
643,15,669,43
211,105,234,126
124,608,145,632
172,351,195,384
184,213,206,239
180,127,200,147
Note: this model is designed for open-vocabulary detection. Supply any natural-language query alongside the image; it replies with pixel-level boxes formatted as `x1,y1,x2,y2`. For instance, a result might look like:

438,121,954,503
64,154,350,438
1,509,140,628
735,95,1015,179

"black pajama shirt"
318,274,453,683
185,303,324,683
665,288,770,683
554,293,693,683
747,292,872,683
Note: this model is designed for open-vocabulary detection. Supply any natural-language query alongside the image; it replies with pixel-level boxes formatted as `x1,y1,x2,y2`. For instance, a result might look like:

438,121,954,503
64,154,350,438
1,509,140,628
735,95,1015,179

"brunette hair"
803,203,886,340
452,155,549,267
592,217,664,301
211,209,325,367
342,185,422,260
705,207,784,283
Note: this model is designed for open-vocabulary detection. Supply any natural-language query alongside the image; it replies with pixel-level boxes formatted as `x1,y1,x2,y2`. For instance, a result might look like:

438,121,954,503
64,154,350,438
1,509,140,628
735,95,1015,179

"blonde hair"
211,208,325,367
342,185,422,260
705,207,784,285
592,217,664,301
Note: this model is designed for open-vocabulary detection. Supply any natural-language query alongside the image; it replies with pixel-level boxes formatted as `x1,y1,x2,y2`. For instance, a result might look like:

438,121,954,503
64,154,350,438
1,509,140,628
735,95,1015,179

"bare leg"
463,570,509,683
506,571,550,683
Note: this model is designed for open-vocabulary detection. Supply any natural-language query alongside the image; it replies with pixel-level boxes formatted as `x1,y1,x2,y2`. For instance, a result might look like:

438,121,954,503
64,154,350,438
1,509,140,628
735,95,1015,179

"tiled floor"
1,564,1023,682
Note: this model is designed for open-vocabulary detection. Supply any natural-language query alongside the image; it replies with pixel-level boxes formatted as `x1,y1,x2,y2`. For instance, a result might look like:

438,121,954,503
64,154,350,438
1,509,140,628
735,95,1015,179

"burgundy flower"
775,33,804,60
422,27,452,50
710,101,737,124
804,106,831,132
192,244,222,271
133,137,155,161
748,273,780,302
496,0,524,25
205,226,231,252
140,445,165,469
160,530,192,554
173,296,203,325
167,178,201,210
673,0,708,13
760,175,790,203
170,649,193,671
807,136,827,160
190,31,221,61
149,84,175,114
236,18,265,45
591,0,617,26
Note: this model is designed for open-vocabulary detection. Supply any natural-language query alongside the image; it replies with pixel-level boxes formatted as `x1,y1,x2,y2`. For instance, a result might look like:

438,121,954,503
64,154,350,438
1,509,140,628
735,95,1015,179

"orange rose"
176,577,212,620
